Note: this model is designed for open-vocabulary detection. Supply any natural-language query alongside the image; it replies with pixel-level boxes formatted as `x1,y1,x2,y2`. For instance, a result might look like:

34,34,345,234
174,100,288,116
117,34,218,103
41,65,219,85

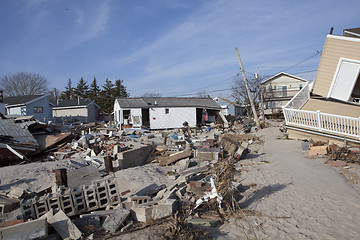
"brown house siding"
312,35,360,97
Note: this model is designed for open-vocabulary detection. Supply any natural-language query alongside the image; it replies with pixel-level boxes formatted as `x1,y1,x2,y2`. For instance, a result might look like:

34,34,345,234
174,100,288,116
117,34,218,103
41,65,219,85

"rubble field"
1,119,360,239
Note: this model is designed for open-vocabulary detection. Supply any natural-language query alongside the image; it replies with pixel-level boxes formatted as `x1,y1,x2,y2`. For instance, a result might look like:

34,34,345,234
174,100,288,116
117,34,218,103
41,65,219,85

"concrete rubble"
0,116,264,238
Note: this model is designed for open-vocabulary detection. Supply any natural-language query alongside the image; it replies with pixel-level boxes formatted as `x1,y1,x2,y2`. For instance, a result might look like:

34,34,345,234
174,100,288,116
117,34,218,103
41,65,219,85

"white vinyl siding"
150,107,196,129
328,58,360,102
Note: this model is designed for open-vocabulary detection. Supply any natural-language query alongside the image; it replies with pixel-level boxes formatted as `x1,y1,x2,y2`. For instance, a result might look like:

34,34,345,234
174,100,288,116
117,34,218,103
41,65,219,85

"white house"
53,98,100,124
213,97,244,116
260,72,308,116
4,94,53,122
113,97,222,129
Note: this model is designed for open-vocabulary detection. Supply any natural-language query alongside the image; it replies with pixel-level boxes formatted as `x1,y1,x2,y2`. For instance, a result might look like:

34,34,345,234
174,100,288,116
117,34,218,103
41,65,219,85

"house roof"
344,27,360,38
0,119,39,145
213,97,242,107
53,98,99,109
4,95,47,106
116,97,221,109
261,72,308,85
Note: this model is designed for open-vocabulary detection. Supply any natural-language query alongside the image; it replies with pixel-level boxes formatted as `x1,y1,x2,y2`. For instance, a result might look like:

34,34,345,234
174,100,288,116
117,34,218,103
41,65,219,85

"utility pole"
257,67,265,120
235,48,261,129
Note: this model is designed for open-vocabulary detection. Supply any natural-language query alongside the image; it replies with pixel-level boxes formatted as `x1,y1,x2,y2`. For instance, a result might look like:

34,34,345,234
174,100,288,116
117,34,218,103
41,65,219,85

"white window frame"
327,57,360,102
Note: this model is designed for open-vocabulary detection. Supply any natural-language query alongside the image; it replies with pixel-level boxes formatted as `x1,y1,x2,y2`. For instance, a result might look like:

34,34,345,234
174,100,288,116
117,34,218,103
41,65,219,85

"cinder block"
0,218,48,240
59,189,76,216
47,193,61,212
102,208,130,233
33,196,49,218
127,196,151,207
83,184,99,211
130,201,157,222
105,178,121,205
71,187,87,215
152,199,177,220
95,181,109,208
20,199,36,219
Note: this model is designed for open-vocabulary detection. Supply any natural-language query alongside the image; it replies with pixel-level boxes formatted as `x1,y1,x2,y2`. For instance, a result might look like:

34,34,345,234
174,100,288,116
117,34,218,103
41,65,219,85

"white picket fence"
283,83,360,139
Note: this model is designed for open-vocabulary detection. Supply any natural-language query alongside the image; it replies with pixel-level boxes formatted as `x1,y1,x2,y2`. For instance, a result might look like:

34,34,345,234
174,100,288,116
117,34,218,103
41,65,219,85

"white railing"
283,107,360,138
282,82,360,139
283,83,310,109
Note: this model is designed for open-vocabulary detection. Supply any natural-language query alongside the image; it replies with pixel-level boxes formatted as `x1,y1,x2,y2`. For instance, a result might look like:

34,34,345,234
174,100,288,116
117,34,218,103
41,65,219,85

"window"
34,107,43,113
282,86,287,97
165,108,170,114
328,58,360,102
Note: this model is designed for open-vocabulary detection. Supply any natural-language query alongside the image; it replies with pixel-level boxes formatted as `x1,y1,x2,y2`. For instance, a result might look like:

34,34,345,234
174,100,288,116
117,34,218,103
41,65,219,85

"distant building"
260,72,308,117
53,98,100,124
4,94,53,123
213,97,244,116
113,97,222,129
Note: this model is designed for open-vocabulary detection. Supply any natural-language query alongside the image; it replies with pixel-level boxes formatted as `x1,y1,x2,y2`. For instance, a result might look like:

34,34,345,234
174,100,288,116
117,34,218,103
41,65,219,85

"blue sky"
0,0,359,99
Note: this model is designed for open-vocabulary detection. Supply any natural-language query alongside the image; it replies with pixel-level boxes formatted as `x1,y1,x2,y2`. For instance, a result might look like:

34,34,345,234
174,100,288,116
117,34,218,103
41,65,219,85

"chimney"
329,27,334,35
154,100,157,106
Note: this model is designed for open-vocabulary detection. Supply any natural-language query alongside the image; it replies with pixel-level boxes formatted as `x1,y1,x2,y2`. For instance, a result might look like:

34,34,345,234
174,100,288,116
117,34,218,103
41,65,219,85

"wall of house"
113,100,121,123
312,35,360,97
53,107,88,123
302,98,360,118
214,98,238,116
262,75,305,92
86,103,99,123
26,97,53,122
150,107,196,129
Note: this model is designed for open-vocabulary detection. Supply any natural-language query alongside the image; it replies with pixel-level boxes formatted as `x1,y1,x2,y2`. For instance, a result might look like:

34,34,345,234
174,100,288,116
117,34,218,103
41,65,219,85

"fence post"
282,106,288,124
317,110,322,131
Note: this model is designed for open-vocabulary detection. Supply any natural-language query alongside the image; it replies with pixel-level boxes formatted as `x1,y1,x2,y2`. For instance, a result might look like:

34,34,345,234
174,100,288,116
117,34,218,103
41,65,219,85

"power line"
280,51,322,73
177,87,233,97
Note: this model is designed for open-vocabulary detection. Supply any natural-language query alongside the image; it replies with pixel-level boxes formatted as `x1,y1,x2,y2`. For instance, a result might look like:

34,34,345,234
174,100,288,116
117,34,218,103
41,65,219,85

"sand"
216,127,360,239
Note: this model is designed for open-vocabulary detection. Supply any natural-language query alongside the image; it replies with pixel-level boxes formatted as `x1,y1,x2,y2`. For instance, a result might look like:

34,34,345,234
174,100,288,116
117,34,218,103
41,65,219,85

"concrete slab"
0,218,48,240
102,207,130,233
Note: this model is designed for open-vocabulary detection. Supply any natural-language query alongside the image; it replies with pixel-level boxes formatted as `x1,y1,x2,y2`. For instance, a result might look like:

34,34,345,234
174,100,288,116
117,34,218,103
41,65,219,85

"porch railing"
282,83,360,139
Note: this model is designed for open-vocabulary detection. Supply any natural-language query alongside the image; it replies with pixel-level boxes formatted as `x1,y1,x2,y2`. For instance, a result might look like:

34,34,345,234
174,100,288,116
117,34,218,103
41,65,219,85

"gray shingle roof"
116,97,221,109
0,119,39,145
4,95,45,106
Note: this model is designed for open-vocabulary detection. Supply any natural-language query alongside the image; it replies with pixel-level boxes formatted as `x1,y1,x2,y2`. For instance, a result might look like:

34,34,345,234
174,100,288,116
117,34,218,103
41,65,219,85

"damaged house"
113,97,223,129
283,27,360,144
3,94,53,123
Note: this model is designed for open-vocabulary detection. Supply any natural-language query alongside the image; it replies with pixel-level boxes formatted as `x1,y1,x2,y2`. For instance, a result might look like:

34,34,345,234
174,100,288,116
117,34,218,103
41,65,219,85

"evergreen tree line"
59,77,129,114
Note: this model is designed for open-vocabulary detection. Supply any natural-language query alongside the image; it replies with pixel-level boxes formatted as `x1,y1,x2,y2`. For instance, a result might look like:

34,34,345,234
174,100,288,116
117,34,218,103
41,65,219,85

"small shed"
213,97,244,116
53,98,99,124
113,97,222,129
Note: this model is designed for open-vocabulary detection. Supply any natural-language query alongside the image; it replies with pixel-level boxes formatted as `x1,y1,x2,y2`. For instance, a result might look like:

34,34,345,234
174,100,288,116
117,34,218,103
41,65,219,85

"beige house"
53,98,99,124
283,28,360,144
261,72,308,117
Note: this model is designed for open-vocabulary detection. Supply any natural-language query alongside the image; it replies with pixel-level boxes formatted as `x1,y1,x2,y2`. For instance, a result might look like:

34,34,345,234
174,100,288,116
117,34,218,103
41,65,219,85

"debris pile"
0,117,264,238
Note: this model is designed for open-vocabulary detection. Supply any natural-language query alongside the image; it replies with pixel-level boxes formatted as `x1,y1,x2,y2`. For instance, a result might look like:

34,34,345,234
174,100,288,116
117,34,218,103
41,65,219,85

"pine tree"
113,79,129,98
89,77,100,101
60,78,74,100
98,78,115,114
74,77,89,98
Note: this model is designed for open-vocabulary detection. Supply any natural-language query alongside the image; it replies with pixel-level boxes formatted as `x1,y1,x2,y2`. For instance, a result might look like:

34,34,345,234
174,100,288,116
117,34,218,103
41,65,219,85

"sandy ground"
215,127,360,239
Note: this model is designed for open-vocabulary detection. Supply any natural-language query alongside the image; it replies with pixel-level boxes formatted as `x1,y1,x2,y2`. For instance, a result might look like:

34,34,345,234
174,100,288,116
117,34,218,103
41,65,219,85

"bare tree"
0,72,48,96
142,92,162,97
196,91,210,98
231,75,260,105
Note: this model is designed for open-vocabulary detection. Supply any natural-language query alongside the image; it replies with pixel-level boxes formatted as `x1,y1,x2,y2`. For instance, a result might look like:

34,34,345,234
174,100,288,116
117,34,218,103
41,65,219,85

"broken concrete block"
74,215,101,234
20,199,36,219
152,199,177,220
0,195,19,214
71,187,87,215
83,183,100,212
59,189,76,216
40,209,82,240
0,218,48,240
33,196,49,218
131,204,153,222
102,208,130,233
116,145,154,169
7,186,28,199
127,196,151,207
177,158,190,170
159,150,192,166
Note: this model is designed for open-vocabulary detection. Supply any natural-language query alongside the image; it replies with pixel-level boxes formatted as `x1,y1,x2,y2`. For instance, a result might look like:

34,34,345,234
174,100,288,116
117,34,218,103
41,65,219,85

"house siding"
150,107,196,129
312,35,360,97
26,97,53,122
302,98,360,118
